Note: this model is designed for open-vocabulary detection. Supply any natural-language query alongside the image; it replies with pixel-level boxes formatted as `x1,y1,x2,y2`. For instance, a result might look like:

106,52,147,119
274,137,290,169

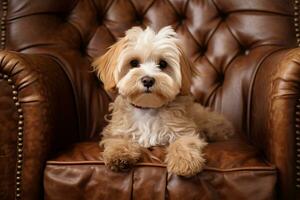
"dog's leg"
165,135,207,177
190,103,234,142
100,137,142,171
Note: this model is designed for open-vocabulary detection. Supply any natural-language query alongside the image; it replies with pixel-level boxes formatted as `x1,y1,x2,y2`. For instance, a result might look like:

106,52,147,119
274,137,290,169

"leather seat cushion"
44,139,276,200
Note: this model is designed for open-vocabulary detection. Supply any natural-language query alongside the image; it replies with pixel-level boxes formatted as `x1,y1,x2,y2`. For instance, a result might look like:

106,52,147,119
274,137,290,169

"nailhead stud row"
296,99,300,189
295,0,300,189
0,0,7,49
295,0,300,47
0,72,24,199
0,0,299,197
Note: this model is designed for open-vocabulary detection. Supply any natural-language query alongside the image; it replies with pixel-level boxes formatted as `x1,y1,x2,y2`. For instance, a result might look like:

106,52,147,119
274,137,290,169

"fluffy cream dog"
93,26,234,176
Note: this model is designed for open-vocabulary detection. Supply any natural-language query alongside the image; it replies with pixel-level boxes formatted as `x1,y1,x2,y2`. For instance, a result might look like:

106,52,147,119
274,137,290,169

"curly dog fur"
94,26,234,176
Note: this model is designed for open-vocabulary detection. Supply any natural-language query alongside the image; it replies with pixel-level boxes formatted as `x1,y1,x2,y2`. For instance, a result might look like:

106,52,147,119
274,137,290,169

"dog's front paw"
100,138,141,172
165,136,207,177
166,155,206,177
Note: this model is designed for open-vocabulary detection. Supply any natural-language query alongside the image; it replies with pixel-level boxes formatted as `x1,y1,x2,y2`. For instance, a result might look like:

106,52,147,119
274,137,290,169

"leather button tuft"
198,46,207,56
135,14,144,25
244,49,250,55
219,11,227,20
218,74,224,83
135,19,143,25
177,14,186,25
179,15,186,21
96,15,104,26
240,45,250,55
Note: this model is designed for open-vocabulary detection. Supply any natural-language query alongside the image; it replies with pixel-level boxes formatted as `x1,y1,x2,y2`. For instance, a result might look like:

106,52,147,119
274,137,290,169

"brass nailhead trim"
296,0,300,47
0,0,7,49
296,98,300,190
295,0,300,190
3,0,300,198
0,72,24,199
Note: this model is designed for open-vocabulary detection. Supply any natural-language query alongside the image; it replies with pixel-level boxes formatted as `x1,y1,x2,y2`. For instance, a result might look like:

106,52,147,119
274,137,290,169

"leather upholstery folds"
0,0,299,199
0,52,78,199
45,139,276,200
4,0,296,137
251,48,300,200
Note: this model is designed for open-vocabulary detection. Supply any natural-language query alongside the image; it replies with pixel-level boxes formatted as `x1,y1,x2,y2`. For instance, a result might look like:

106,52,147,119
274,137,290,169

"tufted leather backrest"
1,0,297,138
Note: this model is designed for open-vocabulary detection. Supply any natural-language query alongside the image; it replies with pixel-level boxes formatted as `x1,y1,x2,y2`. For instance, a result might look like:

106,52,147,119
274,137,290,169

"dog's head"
93,26,193,108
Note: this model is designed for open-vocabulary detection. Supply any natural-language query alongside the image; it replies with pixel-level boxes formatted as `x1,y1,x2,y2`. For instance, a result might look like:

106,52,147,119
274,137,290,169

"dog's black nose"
141,76,155,88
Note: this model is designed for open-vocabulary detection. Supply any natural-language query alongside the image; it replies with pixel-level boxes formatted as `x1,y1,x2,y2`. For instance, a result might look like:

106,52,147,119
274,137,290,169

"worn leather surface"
0,72,18,200
251,48,300,200
44,139,276,200
0,0,299,199
3,0,297,138
0,51,79,200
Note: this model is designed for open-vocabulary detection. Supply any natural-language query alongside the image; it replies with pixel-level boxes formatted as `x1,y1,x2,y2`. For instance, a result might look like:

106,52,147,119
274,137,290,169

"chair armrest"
0,51,78,200
250,48,300,200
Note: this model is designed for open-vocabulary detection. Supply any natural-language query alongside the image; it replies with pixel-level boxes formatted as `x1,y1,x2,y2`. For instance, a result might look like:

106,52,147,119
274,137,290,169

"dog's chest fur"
103,95,199,148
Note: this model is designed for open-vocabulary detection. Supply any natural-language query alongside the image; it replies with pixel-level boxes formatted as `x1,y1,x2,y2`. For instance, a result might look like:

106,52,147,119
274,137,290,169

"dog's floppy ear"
93,37,127,94
178,46,193,95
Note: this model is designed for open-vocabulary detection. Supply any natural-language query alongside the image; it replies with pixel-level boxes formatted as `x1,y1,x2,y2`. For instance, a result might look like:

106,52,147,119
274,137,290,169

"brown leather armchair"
0,0,299,199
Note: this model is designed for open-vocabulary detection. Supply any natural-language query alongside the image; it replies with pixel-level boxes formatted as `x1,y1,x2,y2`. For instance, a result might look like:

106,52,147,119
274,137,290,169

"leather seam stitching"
46,161,276,172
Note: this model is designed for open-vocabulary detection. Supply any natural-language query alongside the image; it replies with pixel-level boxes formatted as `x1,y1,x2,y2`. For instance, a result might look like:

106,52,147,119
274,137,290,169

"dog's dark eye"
158,60,168,70
130,59,139,68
